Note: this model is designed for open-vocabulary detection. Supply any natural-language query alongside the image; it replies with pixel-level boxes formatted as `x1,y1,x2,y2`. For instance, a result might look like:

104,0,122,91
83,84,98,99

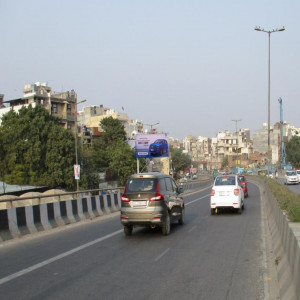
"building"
253,123,280,165
0,82,78,133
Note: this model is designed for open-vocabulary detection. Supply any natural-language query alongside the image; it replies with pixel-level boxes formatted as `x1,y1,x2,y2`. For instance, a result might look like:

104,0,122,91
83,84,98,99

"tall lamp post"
74,99,86,191
145,122,159,133
254,26,285,175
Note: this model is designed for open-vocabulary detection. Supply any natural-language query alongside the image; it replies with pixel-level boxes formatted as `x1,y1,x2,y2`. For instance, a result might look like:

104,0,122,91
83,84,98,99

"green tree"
82,116,140,187
0,105,76,190
222,155,229,169
286,136,300,168
170,147,191,177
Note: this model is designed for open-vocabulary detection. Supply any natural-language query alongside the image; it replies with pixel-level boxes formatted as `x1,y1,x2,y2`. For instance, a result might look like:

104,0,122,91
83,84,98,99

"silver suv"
120,172,184,236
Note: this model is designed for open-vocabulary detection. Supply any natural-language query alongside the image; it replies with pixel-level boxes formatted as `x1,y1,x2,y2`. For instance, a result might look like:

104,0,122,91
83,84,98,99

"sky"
1,0,300,140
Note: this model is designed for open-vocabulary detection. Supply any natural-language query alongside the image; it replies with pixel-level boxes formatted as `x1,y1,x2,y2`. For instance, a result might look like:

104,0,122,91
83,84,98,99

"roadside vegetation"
264,177,300,222
169,147,191,179
0,105,143,191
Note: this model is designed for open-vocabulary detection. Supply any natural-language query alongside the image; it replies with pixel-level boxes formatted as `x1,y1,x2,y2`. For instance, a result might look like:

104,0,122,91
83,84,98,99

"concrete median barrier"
0,189,122,243
249,177,300,300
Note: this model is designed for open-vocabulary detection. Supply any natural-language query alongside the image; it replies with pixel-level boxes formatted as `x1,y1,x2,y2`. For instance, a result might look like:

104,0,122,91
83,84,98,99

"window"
165,178,174,192
127,178,157,193
67,104,71,113
215,176,236,186
52,103,57,114
158,178,166,192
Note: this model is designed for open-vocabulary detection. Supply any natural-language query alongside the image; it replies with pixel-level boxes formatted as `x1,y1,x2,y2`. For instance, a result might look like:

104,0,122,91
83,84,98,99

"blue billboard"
135,134,169,159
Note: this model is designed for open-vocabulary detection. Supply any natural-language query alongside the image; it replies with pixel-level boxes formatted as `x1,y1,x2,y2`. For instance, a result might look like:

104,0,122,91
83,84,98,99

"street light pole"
74,99,86,191
255,26,285,175
145,122,159,132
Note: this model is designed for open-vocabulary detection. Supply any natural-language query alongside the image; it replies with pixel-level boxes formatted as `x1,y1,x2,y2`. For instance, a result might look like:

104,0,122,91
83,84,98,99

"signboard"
74,164,80,180
135,133,169,158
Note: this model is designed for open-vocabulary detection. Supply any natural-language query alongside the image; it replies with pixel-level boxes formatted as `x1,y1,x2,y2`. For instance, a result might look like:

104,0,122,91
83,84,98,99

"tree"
286,136,300,168
170,147,191,177
222,155,228,169
83,116,139,187
0,105,76,190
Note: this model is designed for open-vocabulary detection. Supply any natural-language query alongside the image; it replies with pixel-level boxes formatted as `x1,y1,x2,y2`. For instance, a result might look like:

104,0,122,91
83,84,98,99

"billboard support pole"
137,159,140,174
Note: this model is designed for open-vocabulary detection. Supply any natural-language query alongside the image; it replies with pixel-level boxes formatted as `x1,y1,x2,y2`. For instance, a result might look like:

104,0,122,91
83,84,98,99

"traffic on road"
0,180,279,299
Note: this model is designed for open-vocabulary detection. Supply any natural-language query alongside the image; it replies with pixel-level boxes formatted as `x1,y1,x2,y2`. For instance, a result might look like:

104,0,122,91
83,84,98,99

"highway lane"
0,182,278,299
276,177,300,195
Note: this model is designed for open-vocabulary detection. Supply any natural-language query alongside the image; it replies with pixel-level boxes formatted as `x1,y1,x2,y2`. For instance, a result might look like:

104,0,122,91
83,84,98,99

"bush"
265,177,300,222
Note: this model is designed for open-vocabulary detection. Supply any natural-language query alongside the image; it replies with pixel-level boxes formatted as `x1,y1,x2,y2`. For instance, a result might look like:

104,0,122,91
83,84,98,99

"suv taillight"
150,182,164,201
121,185,130,202
234,189,239,196
211,189,215,196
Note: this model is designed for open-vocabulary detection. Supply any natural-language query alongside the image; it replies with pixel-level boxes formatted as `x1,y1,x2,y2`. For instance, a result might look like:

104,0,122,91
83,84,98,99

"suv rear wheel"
162,212,171,235
124,225,133,236
178,207,185,225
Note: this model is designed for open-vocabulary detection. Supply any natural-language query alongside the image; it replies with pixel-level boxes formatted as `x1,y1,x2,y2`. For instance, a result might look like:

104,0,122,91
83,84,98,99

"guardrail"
0,176,212,244
0,188,123,243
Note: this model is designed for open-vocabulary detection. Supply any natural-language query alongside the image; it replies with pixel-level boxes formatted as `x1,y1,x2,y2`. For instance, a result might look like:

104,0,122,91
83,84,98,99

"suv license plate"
133,201,147,207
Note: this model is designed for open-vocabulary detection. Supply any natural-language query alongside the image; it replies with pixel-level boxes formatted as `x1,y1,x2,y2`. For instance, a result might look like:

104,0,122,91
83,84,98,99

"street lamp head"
255,26,262,31
278,26,285,31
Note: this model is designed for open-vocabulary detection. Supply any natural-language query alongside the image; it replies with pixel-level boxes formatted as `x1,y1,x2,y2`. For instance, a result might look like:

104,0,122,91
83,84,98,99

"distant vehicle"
149,139,168,156
238,175,248,198
210,175,244,215
284,171,299,185
120,172,184,236
267,172,274,179
296,170,300,182
192,174,198,179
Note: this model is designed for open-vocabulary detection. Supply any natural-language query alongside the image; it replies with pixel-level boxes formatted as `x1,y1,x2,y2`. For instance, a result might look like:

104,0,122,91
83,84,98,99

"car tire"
124,225,133,236
210,208,215,215
178,207,185,225
237,207,242,214
162,212,171,235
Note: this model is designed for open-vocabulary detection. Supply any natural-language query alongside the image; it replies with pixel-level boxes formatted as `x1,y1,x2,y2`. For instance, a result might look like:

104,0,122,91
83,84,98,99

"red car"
238,175,248,198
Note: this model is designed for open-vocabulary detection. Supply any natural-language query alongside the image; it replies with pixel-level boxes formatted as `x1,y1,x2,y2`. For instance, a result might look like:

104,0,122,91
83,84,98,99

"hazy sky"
1,0,299,139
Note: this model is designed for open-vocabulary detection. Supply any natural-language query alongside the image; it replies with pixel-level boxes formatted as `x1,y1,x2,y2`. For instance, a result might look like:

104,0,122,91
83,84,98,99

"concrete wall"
0,191,121,243
249,177,300,300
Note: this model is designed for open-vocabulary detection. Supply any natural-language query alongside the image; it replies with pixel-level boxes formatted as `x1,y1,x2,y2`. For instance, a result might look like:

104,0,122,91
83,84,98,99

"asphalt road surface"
0,182,279,300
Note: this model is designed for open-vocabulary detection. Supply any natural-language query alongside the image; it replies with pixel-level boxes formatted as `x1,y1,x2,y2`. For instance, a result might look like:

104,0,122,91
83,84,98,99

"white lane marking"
0,229,123,285
188,225,197,233
154,248,170,262
186,194,210,206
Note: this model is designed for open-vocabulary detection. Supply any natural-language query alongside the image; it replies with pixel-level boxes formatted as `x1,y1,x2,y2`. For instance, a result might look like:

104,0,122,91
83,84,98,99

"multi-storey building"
252,123,280,164
0,82,77,132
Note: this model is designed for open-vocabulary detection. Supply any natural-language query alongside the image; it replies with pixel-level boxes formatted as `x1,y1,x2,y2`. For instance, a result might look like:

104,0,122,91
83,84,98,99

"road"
276,177,300,195
0,181,279,300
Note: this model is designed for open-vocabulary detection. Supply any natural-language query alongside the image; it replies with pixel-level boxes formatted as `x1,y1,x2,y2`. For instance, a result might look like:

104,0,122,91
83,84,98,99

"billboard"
135,133,169,158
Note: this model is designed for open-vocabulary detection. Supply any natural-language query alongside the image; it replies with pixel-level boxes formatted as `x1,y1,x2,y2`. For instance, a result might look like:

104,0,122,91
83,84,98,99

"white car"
296,170,300,182
210,175,244,215
285,171,299,185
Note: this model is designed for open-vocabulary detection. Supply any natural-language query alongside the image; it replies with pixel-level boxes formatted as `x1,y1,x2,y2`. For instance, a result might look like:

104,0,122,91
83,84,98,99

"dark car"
121,172,184,236
238,175,248,197
149,139,168,156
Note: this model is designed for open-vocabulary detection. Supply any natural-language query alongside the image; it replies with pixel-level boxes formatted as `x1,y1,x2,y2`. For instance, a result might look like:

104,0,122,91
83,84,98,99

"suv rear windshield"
215,176,236,186
126,178,157,192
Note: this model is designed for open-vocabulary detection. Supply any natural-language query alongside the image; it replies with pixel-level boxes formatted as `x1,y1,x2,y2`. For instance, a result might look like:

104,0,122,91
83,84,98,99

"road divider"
249,177,299,300
0,189,121,243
